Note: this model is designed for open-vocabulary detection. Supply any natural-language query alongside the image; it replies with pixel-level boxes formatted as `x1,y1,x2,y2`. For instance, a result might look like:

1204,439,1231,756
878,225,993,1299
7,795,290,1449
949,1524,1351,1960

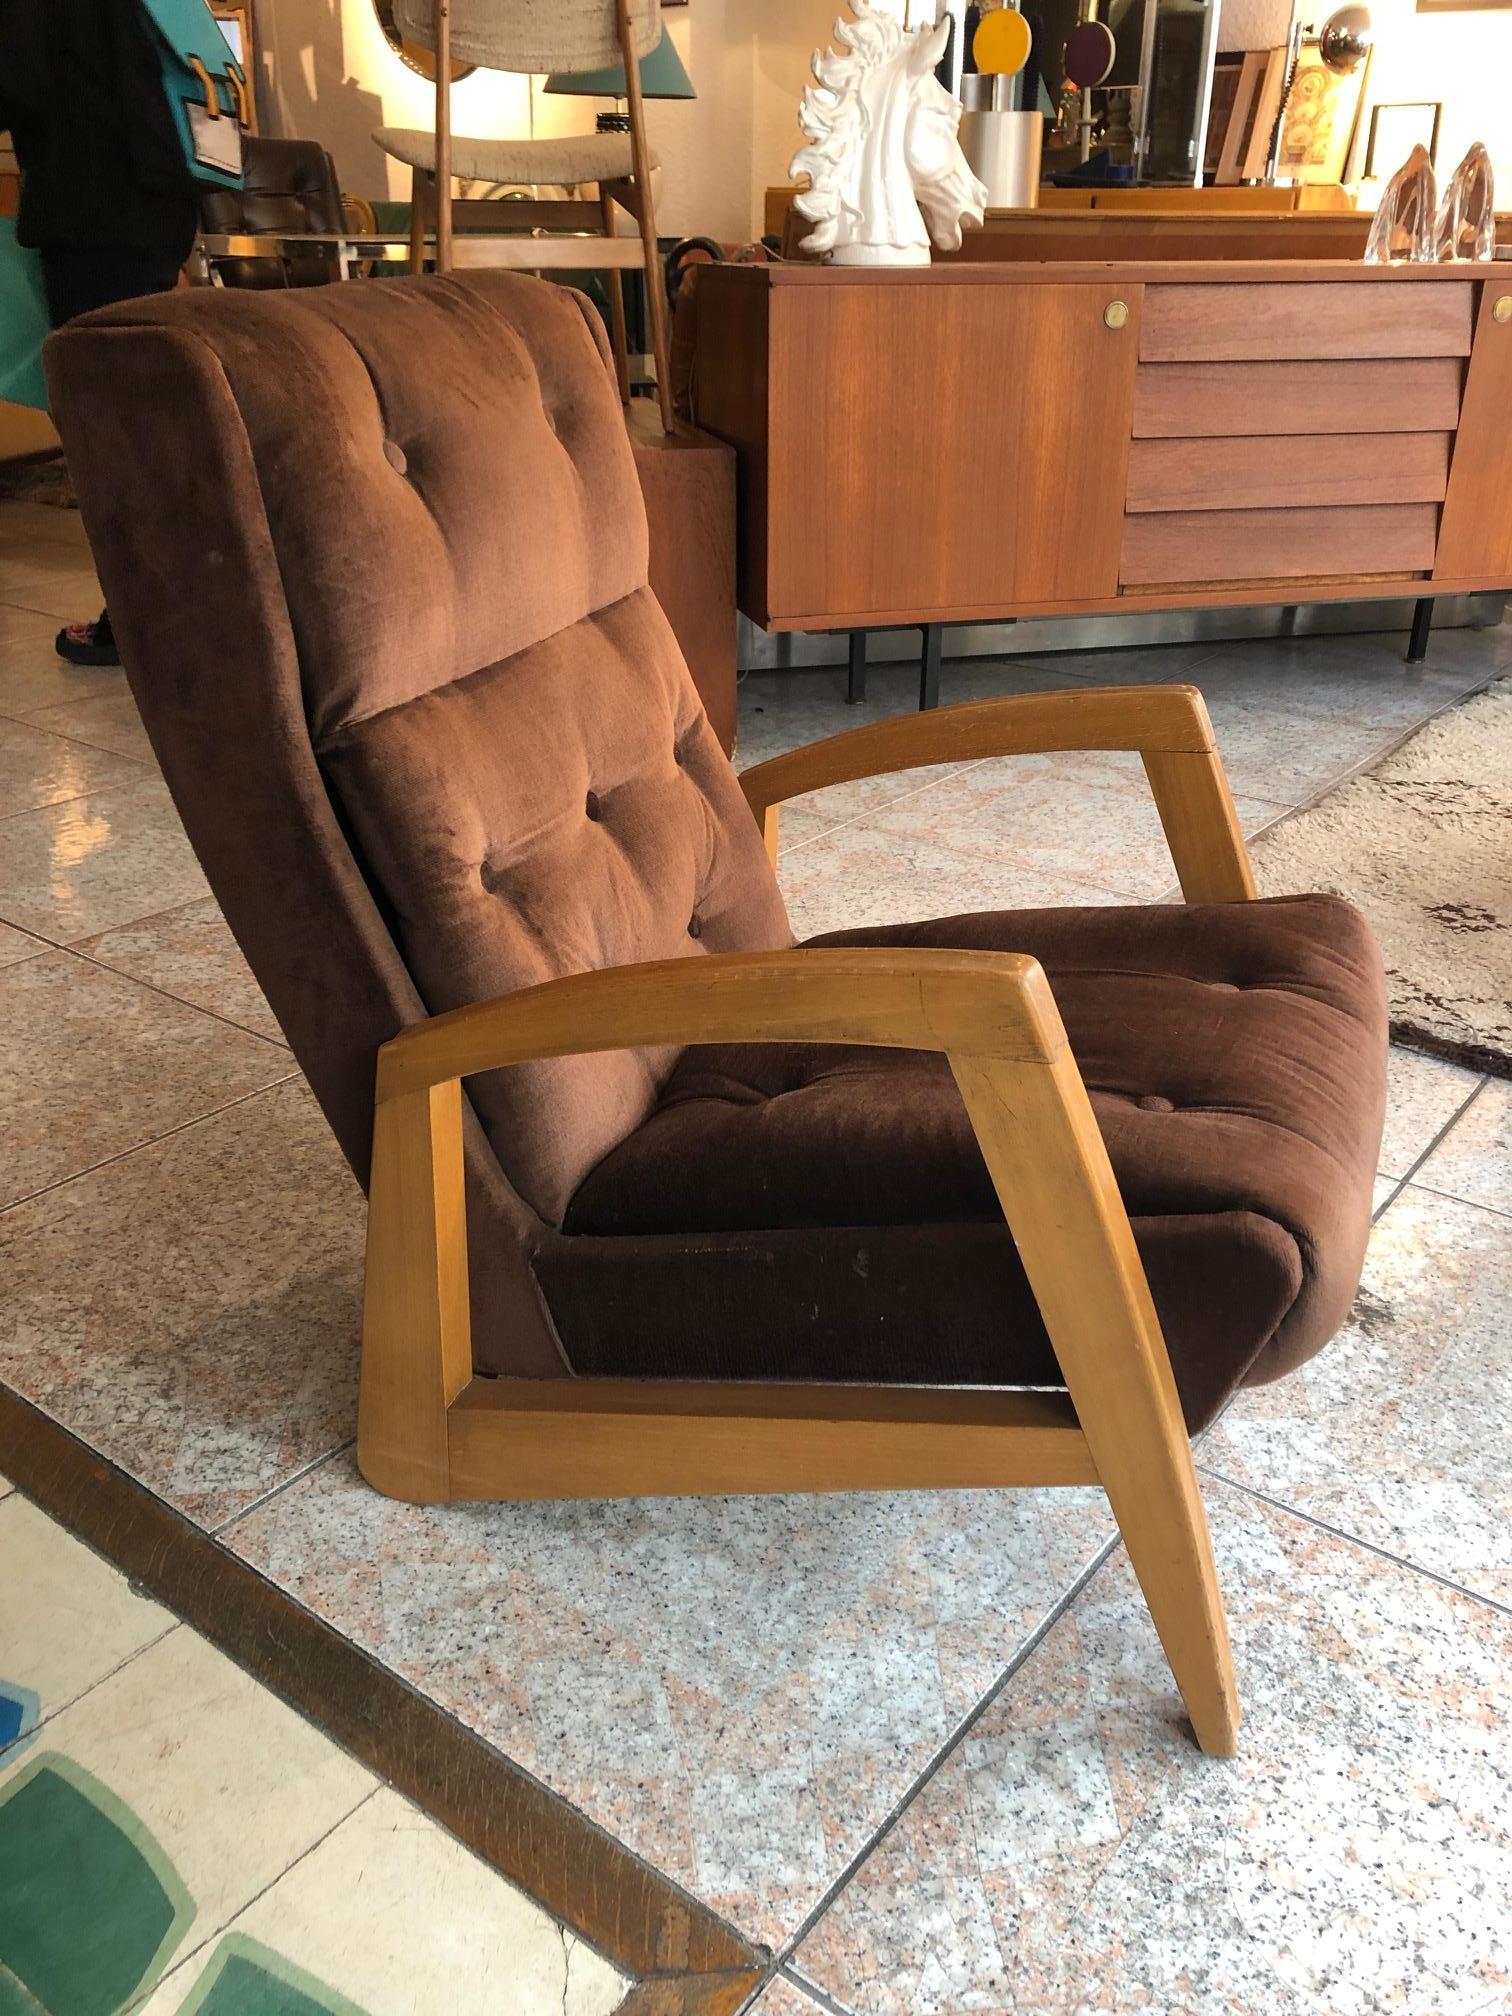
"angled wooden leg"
952,1049,1241,1757
599,187,633,406
358,1079,471,1502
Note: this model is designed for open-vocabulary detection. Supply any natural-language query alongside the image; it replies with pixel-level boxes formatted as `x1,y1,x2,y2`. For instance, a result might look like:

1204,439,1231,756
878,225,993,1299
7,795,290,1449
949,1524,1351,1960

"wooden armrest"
376,946,1067,1103
361,942,1240,1754
360,834,1240,1749
739,684,1256,905
367,944,1172,1527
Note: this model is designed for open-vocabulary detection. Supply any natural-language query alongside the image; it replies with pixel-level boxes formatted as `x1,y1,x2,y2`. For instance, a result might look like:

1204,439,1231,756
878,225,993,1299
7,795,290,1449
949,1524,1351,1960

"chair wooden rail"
359,684,1258,1756
739,682,1257,904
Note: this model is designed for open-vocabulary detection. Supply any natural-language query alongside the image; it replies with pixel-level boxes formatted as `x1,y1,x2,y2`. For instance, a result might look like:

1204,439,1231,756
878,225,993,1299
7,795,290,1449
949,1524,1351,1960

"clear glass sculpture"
1364,145,1437,264
1435,142,1496,262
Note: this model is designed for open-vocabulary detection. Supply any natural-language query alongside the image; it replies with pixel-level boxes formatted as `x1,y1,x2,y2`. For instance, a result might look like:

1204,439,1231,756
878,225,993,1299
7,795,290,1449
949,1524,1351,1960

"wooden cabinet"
698,273,1143,628
691,264,1512,632
1435,281,1512,583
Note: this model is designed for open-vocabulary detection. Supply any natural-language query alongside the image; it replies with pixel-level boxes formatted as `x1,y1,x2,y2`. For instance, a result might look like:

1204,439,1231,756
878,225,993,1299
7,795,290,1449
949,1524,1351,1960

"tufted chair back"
45,272,791,1361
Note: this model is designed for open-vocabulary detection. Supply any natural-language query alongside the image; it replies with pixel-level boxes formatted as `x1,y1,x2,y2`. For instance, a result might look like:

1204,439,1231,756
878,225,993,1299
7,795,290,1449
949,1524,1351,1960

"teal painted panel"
0,1756,192,2015
181,1936,367,2016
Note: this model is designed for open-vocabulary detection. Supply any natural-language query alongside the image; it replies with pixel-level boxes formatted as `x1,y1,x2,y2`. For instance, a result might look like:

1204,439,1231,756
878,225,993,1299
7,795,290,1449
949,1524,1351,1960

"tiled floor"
0,1481,628,2015
3,496,1511,2011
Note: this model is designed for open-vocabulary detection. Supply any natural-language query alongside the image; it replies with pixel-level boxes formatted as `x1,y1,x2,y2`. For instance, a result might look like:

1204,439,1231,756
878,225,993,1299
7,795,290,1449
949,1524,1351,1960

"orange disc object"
972,6,1033,76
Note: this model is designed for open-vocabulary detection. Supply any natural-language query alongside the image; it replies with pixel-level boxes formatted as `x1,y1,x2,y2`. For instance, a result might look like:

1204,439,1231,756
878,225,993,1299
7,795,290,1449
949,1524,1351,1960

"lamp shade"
542,28,695,99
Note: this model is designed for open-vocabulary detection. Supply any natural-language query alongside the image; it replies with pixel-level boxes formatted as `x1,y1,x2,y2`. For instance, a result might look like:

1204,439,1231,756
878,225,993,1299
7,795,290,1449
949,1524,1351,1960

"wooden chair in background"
377,0,674,426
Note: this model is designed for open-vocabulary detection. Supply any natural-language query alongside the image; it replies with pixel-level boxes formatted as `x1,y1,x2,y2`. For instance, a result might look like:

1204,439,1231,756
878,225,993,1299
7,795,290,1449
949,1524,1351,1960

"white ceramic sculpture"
790,1,988,267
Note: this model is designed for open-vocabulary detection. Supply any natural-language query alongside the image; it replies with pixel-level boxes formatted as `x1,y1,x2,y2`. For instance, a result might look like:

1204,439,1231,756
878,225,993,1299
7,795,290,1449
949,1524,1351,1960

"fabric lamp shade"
542,29,695,98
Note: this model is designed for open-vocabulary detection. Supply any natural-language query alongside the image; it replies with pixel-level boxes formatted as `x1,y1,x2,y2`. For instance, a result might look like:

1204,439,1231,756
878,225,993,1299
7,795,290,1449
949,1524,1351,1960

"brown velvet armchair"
45,271,1387,1758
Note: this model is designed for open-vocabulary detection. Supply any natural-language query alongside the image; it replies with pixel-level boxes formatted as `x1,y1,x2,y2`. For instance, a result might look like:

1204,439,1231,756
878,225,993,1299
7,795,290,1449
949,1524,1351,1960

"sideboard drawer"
1140,282,1475,363
1121,503,1439,587
1130,357,1464,438
1126,432,1451,513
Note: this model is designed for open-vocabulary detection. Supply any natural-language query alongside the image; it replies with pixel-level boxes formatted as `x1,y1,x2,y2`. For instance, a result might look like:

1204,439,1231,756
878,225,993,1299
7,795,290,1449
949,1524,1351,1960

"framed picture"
1365,99,1444,174
209,2,259,130
1417,0,1509,10
1214,47,1278,186
1274,42,1368,184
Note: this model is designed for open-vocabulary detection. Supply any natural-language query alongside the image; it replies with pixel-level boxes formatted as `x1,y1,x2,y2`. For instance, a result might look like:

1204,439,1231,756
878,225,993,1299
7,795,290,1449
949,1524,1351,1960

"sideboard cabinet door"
1434,282,1512,584
765,280,1144,626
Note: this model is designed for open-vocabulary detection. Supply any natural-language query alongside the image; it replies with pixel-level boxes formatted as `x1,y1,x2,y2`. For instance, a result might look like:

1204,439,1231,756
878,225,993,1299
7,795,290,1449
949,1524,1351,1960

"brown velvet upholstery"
44,270,1386,1435
564,895,1386,1430
322,586,786,1222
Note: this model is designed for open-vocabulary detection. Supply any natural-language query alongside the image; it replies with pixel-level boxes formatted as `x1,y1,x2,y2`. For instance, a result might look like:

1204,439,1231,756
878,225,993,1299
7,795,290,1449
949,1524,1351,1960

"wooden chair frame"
415,0,675,429
358,683,1257,1754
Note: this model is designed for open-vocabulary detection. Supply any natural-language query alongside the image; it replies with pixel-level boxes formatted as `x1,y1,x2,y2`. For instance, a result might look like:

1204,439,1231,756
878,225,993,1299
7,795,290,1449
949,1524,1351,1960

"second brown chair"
45,270,1388,1759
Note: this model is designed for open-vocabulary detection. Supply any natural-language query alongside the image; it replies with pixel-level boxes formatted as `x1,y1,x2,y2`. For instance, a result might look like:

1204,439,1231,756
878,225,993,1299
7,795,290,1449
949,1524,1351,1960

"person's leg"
43,248,187,664
41,247,184,327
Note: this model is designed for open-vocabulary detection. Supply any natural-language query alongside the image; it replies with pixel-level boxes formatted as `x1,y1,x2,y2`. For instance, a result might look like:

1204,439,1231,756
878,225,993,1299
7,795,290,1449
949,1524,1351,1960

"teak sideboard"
690,262,1512,637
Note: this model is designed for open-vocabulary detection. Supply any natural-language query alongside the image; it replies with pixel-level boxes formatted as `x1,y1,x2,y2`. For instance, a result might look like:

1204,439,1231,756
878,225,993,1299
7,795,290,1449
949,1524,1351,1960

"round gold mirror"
372,0,475,81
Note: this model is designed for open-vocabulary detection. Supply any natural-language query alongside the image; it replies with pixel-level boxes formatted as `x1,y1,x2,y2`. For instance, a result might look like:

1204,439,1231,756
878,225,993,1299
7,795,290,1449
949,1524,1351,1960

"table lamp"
543,30,695,131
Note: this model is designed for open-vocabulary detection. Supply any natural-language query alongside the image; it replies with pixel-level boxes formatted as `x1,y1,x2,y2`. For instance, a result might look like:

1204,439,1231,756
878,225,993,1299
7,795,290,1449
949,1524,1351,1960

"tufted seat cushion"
556,893,1387,1431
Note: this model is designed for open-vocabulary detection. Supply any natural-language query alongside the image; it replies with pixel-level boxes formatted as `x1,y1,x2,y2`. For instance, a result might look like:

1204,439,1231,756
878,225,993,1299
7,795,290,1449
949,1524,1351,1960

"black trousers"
40,245,186,329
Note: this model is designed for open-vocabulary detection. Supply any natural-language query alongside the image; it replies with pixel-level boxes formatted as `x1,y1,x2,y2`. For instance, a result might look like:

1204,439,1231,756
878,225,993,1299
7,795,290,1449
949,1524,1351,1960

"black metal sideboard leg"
1407,597,1433,663
847,630,868,704
919,623,942,710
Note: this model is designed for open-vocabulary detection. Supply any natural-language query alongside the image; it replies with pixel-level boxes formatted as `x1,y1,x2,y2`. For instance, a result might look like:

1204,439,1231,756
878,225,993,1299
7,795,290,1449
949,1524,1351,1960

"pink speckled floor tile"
794,1478,1512,2016
222,1454,1111,1945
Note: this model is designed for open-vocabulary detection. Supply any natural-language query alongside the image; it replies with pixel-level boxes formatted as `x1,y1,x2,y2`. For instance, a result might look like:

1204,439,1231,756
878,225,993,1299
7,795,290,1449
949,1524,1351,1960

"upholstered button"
688,914,703,940
585,790,603,821
1138,1094,1175,1112
383,439,408,476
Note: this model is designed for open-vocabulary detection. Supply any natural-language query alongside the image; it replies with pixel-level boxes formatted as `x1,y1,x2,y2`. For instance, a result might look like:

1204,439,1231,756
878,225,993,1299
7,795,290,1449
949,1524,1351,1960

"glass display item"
1435,142,1496,263
1364,144,1436,265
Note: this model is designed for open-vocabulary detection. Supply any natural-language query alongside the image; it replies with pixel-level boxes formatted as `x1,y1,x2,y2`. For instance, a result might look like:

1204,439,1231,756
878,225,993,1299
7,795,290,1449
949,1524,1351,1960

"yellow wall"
251,0,532,200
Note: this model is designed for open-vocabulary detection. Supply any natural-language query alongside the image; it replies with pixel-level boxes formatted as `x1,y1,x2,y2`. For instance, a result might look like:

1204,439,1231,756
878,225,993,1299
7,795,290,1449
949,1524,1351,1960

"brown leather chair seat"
559,894,1383,1432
